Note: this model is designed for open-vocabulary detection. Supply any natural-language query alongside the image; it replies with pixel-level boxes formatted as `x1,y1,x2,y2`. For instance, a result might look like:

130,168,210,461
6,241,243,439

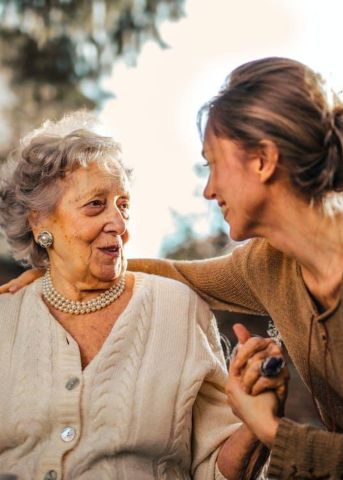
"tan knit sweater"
0,272,239,480
129,238,343,479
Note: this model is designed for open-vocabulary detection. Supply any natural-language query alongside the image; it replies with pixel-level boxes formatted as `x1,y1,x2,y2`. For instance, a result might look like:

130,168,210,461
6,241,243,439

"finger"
239,347,286,392
0,268,45,294
276,384,288,406
241,342,284,367
251,369,289,398
232,323,252,344
233,336,275,370
230,340,281,379
0,279,19,294
240,359,262,393
251,377,284,396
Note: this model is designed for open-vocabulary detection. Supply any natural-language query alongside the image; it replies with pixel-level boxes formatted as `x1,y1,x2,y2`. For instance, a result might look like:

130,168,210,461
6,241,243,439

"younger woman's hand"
0,268,45,294
225,372,280,448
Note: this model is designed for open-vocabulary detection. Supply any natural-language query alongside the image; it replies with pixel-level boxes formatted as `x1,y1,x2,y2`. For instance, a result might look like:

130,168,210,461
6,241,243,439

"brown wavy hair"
198,57,343,202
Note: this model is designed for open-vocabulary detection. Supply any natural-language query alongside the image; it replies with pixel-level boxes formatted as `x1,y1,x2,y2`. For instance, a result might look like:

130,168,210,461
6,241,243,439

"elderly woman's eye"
87,200,104,207
118,201,130,218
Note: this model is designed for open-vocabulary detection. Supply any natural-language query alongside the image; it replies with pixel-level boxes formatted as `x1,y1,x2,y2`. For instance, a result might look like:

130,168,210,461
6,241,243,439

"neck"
42,268,126,314
48,263,123,302
253,193,343,284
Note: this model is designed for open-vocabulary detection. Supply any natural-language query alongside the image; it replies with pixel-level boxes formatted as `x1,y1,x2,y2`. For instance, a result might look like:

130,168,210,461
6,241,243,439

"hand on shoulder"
0,268,45,294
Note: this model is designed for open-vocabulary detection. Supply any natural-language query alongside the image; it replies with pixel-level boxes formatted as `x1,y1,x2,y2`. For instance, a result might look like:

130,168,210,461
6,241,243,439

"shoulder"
141,271,201,298
0,288,26,311
0,287,27,339
193,238,286,275
0,280,41,316
153,275,213,332
231,237,283,262
232,238,293,277
138,272,212,323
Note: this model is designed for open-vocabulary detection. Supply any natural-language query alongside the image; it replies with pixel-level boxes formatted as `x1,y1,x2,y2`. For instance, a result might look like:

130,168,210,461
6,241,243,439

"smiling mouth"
218,202,229,218
98,245,121,257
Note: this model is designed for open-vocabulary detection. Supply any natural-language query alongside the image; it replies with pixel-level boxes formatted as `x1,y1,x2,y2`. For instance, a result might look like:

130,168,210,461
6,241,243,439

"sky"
100,0,343,258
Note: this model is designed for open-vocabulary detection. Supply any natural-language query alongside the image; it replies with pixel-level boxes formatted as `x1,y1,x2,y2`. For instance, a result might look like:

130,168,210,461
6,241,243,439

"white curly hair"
0,110,130,267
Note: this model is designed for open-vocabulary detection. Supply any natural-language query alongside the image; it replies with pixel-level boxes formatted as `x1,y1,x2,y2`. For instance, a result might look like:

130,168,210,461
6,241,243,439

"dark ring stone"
260,356,285,378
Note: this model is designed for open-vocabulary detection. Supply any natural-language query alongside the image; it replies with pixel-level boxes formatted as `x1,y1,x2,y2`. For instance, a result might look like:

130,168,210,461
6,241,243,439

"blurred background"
2,0,340,426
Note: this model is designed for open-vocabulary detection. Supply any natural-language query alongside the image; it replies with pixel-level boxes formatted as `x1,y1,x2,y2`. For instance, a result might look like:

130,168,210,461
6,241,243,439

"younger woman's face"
34,161,130,288
202,126,268,241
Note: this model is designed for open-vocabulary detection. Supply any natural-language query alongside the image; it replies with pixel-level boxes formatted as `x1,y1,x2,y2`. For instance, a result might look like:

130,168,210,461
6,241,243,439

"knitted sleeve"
268,418,343,478
191,313,239,480
190,299,267,479
128,239,268,316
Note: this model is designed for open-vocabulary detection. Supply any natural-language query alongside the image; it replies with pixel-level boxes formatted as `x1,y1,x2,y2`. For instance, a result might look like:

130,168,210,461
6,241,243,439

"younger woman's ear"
256,140,279,183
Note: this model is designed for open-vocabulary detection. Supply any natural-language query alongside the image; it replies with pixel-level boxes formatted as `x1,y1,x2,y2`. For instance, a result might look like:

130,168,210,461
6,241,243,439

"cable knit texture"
129,238,343,479
0,272,239,480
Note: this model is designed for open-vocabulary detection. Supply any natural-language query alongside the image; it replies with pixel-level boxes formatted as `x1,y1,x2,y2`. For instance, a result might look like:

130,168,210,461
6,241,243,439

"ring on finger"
260,356,285,378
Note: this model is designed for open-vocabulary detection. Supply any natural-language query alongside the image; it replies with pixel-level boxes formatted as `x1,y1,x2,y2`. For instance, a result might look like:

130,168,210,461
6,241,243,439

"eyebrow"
79,187,130,202
80,187,110,200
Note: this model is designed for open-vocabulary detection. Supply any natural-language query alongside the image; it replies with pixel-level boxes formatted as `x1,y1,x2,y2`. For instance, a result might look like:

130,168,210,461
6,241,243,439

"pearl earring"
37,231,54,249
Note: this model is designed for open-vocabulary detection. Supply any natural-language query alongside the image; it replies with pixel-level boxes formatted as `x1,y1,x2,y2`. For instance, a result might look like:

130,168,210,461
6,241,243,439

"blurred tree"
0,0,185,263
0,0,185,160
160,208,236,260
160,162,233,260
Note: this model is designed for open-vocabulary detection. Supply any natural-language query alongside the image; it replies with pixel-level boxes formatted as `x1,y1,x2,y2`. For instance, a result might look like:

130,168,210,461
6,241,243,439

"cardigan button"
60,426,76,442
65,377,80,390
43,470,57,480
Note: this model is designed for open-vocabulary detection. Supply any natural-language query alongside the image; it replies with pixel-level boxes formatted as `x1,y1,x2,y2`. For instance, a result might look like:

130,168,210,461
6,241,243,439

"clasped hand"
225,323,289,449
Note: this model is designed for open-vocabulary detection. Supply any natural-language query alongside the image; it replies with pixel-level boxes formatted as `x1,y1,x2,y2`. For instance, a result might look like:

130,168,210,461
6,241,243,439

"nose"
203,175,216,200
103,206,127,236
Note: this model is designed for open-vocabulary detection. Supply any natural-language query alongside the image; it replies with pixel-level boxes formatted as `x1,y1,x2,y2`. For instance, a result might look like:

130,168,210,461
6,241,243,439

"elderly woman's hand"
230,323,289,405
0,268,44,294
225,323,289,448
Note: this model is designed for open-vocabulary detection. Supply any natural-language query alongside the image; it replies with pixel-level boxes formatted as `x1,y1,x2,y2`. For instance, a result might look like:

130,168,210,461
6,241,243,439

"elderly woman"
0,114,275,480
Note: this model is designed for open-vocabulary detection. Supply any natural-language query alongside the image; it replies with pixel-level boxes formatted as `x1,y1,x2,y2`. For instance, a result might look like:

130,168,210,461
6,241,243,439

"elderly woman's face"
36,161,130,286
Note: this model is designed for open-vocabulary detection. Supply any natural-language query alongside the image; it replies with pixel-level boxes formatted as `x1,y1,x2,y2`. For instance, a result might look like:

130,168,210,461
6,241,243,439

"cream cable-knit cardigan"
0,272,239,480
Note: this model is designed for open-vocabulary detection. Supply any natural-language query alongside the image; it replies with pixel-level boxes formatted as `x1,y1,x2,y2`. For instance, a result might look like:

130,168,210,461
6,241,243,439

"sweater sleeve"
268,418,343,478
128,240,268,316
191,313,239,480
190,301,267,479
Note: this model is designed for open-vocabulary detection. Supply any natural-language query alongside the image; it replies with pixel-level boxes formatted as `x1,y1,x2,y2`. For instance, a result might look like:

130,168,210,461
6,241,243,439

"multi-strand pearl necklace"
42,269,126,315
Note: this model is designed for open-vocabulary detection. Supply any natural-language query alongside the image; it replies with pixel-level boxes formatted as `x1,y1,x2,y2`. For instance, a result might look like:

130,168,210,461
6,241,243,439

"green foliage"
159,208,236,260
159,160,231,260
0,0,185,160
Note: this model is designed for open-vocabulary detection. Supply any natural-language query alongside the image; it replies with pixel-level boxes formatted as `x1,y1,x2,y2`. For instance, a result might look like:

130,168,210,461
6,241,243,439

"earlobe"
257,140,279,183
28,210,43,239
28,211,38,231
